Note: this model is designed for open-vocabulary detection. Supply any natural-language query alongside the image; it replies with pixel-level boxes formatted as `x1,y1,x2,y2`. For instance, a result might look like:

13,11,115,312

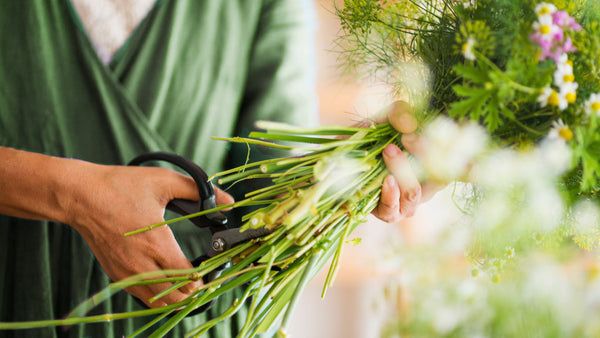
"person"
0,1,421,337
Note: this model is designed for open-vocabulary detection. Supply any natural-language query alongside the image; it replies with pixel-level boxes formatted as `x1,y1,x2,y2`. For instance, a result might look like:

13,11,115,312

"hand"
64,163,234,308
372,101,424,223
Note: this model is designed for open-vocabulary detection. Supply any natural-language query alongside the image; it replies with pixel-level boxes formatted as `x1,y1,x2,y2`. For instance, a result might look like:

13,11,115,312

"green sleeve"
225,0,319,222
227,0,319,169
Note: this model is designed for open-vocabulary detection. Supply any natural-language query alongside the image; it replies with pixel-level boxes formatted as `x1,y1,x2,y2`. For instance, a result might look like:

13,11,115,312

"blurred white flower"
537,136,572,174
585,93,600,116
461,37,476,60
460,0,476,9
535,2,557,17
470,144,566,232
553,60,575,88
571,199,600,233
419,117,488,183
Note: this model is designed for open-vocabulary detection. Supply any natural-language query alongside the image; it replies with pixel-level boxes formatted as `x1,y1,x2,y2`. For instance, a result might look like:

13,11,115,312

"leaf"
448,86,492,121
453,63,489,84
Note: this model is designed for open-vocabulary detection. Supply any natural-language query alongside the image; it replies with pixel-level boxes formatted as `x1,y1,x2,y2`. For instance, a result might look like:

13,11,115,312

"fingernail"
401,133,418,144
385,175,396,187
383,144,400,157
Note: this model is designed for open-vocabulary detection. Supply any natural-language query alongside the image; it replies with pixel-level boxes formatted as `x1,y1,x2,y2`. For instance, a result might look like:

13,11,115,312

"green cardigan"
0,0,317,336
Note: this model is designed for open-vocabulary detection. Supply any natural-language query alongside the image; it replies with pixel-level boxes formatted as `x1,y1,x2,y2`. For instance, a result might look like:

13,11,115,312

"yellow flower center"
558,128,573,141
567,60,574,67
566,92,577,104
563,74,575,83
539,7,551,15
592,101,600,111
540,25,551,34
462,42,469,53
548,91,560,106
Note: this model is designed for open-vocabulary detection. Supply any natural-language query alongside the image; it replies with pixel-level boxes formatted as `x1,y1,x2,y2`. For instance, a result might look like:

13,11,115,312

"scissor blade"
208,228,273,257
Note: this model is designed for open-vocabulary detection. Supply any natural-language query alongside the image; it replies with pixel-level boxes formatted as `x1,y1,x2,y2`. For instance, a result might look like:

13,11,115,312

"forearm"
0,146,87,224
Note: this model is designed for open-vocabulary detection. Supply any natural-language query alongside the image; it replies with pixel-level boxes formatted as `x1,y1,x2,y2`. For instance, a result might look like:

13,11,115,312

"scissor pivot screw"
212,238,226,252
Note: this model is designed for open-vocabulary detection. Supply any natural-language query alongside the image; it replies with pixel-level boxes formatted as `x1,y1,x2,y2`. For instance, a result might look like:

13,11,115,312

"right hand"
64,162,234,308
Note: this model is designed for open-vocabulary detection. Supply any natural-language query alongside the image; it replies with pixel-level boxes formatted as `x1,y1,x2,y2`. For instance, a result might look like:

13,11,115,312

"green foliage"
338,0,385,34
337,0,600,195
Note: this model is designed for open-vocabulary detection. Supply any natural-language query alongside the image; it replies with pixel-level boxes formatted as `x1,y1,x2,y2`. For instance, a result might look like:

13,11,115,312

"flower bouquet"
2,0,600,337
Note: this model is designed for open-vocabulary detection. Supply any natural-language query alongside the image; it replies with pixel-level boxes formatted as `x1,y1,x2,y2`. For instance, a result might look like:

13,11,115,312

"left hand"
372,101,424,223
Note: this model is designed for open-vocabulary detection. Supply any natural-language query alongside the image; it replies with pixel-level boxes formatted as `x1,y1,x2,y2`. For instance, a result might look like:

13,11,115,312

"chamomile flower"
535,2,557,17
504,246,515,259
584,93,600,116
538,86,566,110
553,59,575,88
461,37,476,61
559,81,578,105
548,119,573,142
532,14,561,44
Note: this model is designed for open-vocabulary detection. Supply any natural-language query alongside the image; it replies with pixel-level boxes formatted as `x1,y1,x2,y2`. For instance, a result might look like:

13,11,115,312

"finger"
400,133,420,155
214,186,235,210
387,101,418,134
151,230,203,296
373,175,401,223
382,144,421,217
165,171,200,201
126,285,168,308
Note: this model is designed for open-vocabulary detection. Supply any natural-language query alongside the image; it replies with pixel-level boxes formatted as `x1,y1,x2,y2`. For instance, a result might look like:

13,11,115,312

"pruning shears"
128,152,271,314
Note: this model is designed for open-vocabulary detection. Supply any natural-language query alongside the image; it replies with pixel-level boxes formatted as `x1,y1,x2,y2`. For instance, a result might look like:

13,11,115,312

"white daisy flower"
548,119,573,142
535,2,558,17
461,37,476,61
553,60,575,88
585,93,600,116
532,14,560,43
559,81,578,106
505,246,515,259
557,53,573,66
538,86,566,109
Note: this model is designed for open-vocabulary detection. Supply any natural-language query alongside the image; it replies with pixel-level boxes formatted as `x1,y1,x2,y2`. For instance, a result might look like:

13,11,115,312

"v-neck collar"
64,0,162,68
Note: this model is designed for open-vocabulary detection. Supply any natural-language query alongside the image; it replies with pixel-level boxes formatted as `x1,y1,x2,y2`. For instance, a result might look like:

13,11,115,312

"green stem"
279,249,323,333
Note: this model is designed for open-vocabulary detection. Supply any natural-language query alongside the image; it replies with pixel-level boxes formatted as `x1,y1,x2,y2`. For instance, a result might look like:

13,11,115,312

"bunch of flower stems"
0,122,399,337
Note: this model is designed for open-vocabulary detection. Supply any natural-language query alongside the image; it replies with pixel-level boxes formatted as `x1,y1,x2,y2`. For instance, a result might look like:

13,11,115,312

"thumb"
165,171,200,201
214,186,235,209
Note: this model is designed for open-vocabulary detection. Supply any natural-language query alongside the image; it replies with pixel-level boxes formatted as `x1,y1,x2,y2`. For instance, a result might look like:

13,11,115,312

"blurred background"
287,1,412,337
288,1,600,337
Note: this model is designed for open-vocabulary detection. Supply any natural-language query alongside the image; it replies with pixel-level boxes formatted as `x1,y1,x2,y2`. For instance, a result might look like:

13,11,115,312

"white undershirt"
70,0,156,63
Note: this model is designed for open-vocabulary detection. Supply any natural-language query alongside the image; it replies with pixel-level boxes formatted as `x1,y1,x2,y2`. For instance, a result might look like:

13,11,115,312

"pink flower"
562,36,577,53
530,9,580,62
553,11,582,31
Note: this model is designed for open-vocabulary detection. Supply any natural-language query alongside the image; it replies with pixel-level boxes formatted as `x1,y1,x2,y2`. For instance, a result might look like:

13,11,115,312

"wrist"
0,147,96,225
53,157,104,229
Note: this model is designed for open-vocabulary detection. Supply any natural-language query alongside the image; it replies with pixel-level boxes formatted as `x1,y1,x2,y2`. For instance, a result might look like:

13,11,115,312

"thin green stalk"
149,280,192,304
322,219,354,298
212,136,297,150
248,132,337,144
0,304,183,330
127,309,175,338
279,249,324,333
238,247,277,336
255,120,364,135
148,294,208,337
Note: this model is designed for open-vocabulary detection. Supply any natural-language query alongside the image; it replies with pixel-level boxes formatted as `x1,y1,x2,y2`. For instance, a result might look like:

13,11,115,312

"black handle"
128,152,229,315
128,152,227,230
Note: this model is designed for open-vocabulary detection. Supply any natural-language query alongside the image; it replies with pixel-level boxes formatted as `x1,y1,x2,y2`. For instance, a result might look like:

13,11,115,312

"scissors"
128,152,271,315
